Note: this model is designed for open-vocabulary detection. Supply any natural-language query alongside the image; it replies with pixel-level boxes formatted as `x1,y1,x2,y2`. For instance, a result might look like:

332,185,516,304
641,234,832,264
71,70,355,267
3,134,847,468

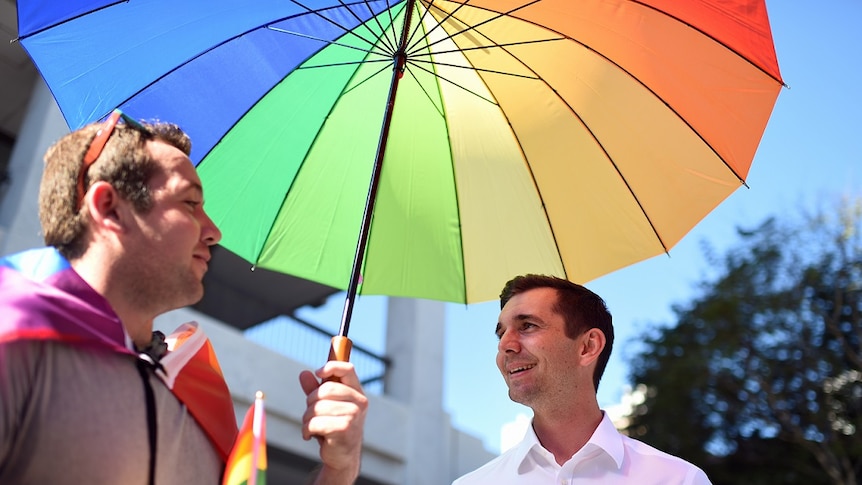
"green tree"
623,199,862,485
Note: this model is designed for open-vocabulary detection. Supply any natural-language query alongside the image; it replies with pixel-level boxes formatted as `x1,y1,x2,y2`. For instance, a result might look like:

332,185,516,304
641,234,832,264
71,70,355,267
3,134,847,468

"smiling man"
453,274,712,485
0,111,366,485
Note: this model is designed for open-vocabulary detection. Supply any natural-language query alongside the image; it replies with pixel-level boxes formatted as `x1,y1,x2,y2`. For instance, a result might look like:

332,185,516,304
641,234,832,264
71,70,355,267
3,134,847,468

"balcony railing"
244,314,390,395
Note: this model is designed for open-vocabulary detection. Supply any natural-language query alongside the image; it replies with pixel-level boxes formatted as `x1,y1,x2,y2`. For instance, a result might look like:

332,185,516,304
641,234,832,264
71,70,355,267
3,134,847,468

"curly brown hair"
39,117,191,259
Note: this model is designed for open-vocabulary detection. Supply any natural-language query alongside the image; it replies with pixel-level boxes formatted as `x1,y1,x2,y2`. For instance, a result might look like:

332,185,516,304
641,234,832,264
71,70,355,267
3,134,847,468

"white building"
0,2,496,482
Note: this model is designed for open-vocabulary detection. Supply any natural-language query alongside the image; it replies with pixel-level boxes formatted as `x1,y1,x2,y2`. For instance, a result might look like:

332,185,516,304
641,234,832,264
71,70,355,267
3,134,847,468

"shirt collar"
589,411,626,468
514,411,626,472
510,420,542,470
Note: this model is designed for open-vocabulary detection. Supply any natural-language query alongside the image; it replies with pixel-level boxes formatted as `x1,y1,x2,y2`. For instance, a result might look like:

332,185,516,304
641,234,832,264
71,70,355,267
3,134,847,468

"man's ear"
579,328,606,366
85,181,126,232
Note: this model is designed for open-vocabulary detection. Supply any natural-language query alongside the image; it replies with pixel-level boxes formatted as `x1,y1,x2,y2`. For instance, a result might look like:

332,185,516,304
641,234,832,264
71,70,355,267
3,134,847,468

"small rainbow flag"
223,391,267,485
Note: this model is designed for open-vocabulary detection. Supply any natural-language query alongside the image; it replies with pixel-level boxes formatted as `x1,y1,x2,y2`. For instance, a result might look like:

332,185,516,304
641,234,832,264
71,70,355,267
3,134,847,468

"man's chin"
189,284,205,305
507,387,536,407
176,281,205,308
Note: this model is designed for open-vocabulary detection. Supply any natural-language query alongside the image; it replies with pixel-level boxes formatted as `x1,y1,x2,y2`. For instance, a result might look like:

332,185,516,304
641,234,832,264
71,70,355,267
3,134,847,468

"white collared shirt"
453,412,712,484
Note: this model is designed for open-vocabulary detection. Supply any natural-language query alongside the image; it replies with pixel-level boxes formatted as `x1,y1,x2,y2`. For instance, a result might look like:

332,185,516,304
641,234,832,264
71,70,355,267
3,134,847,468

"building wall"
1,78,496,484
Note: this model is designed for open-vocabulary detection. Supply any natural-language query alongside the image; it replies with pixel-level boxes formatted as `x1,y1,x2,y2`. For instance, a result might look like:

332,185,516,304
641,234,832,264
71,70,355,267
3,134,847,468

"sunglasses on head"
77,109,146,209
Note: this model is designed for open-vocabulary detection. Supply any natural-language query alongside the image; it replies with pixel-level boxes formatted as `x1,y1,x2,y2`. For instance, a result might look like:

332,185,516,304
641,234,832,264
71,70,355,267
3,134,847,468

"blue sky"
300,1,861,454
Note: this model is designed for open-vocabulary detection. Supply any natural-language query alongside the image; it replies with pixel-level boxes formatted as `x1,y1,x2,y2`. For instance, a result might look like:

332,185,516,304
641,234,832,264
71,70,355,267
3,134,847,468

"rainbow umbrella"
16,0,784,343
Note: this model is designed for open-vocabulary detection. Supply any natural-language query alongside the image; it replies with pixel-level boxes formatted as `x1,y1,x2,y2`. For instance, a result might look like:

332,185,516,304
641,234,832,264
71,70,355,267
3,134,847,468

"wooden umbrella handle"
324,336,353,383
328,336,352,362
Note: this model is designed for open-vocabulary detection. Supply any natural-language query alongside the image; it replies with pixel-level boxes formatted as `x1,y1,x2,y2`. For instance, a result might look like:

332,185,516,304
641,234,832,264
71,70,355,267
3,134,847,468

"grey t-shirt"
0,339,223,484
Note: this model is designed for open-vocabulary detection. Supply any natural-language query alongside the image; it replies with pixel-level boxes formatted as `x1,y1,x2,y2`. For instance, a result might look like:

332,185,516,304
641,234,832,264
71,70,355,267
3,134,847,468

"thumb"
299,369,320,396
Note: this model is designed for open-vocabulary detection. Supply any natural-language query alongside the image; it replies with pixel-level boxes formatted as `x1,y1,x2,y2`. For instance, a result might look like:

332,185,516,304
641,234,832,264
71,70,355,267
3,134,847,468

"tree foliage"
623,199,862,485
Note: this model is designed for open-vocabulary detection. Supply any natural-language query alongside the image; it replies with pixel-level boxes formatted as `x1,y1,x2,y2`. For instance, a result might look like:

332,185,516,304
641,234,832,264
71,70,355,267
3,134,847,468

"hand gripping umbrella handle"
324,336,353,383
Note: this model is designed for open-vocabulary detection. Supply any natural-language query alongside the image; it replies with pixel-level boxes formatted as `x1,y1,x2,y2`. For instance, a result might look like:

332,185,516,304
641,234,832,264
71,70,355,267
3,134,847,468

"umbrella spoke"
402,65,446,118
403,0,457,55
357,0,398,53
410,58,537,81
410,37,564,58
289,0,395,57
333,0,401,55
267,26,391,59
296,59,393,70
405,60,497,105
406,0,472,56
407,0,542,57
340,62,394,97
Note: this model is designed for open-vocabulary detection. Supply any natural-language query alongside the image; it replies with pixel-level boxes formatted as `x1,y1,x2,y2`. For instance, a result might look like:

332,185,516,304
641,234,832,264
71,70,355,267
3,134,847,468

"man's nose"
498,329,520,353
200,210,222,245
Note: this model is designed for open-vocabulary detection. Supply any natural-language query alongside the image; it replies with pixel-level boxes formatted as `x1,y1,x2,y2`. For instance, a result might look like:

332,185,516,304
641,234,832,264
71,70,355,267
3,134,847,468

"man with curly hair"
0,111,366,485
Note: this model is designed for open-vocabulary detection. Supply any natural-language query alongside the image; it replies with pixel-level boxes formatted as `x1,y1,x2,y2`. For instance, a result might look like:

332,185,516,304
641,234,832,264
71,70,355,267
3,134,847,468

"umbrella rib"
72,1,396,136
14,0,127,41
398,0,461,113
422,1,752,187
267,27,390,59
403,0,465,54
402,0,438,52
406,0,543,57
423,45,469,305
335,0,399,55
358,0,398,53
404,0,480,55
401,64,447,118
403,2,470,303
443,4,748,240
382,0,398,42
410,37,564,59
289,0,395,56
571,44,749,188
630,0,784,86
397,4,578,274
257,34,396,280
428,7,672,258
298,58,393,70
409,58,537,80
341,62,395,97
406,61,496,105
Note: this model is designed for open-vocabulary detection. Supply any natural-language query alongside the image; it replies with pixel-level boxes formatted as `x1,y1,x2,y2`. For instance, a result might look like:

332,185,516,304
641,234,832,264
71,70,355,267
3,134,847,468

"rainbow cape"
0,247,239,460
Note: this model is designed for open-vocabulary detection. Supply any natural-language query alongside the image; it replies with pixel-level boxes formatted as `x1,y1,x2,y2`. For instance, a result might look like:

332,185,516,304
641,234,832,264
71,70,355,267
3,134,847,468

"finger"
302,400,362,441
305,415,355,439
316,361,362,390
302,387,368,441
299,369,320,396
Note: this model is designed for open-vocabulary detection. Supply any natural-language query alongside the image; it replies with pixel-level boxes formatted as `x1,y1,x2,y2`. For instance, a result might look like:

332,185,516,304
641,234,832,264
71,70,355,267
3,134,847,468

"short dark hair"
500,274,614,391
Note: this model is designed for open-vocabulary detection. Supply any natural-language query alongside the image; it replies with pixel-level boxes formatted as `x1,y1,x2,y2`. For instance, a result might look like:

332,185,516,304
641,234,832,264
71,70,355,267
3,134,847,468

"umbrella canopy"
17,0,783,310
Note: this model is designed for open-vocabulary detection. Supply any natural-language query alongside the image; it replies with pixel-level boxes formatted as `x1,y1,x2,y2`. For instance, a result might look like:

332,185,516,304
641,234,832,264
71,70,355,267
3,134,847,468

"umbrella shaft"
339,0,417,338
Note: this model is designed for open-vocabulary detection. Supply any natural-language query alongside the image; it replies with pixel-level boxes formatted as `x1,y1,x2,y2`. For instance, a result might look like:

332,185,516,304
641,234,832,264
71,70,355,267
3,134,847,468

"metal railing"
244,314,390,395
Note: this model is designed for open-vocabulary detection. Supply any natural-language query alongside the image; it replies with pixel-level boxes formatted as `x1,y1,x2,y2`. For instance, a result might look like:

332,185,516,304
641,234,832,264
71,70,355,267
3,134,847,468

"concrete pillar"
0,79,68,255
384,297,451,485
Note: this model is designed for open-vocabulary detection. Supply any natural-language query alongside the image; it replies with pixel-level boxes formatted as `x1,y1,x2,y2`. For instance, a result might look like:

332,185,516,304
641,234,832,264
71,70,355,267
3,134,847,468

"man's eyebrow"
496,313,537,333
177,180,204,195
